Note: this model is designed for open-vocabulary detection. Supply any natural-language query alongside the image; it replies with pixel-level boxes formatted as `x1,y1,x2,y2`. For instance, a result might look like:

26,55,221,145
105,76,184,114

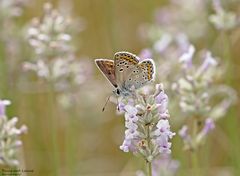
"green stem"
221,31,232,85
222,31,231,60
49,82,59,176
191,150,199,176
146,125,152,176
66,107,77,175
147,161,152,176
191,118,200,176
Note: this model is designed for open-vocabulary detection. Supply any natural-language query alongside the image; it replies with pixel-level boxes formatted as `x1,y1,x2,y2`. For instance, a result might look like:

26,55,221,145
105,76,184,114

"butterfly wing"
95,59,117,87
114,51,139,86
124,59,155,89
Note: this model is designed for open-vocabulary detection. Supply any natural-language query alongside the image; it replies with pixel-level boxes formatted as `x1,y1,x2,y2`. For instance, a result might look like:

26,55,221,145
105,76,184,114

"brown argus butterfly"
95,51,155,110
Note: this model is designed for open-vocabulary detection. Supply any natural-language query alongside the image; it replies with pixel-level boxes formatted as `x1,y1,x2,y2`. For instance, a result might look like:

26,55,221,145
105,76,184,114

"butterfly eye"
116,89,120,95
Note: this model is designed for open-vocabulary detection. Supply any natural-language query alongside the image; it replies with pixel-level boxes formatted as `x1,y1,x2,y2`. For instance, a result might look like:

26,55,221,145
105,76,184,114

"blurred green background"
0,0,240,176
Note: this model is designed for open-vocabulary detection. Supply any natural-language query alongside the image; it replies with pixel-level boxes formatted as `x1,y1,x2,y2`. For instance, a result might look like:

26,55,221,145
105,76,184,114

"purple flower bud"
125,121,138,131
198,51,217,75
155,89,170,119
179,45,195,68
118,101,126,113
154,120,175,154
202,118,215,135
124,105,139,122
156,136,172,154
157,120,175,138
155,91,168,105
125,113,138,122
120,139,131,152
156,120,170,134
125,105,137,116
155,92,168,114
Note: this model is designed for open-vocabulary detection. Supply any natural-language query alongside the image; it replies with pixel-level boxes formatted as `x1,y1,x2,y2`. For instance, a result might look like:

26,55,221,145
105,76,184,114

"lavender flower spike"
119,84,175,162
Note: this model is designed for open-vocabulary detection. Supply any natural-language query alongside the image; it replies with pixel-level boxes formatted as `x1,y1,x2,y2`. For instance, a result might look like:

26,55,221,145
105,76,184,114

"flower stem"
221,31,232,85
191,150,199,176
147,161,152,176
146,124,152,176
191,118,200,176
49,82,59,176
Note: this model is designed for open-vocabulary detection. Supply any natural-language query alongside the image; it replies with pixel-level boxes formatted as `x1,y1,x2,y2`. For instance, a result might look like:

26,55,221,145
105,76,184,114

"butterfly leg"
116,97,120,111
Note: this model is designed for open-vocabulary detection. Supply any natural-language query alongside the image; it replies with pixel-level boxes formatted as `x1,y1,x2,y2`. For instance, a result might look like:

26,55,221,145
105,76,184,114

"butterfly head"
113,88,121,96
113,85,136,97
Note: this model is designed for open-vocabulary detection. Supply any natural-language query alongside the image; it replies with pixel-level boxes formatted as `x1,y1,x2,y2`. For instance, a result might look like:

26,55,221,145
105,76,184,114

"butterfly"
95,51,155,99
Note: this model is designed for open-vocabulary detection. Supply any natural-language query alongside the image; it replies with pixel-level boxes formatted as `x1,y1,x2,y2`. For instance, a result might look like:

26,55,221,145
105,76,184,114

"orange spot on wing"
147,64,153,80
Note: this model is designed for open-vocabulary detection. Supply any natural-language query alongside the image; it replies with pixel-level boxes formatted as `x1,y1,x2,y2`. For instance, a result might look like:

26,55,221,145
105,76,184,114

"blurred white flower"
0,99,27,166
173,44,237,150
24,3,92,94
209,0,238,31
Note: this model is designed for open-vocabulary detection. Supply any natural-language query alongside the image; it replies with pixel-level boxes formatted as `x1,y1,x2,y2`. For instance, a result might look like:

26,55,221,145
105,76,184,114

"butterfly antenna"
102,95,111,112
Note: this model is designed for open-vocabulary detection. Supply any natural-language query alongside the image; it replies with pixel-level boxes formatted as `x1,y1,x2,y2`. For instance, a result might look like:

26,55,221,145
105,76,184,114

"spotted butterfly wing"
114,51,155,90
125,59,155,89
95,59,117,87
114,51,139,86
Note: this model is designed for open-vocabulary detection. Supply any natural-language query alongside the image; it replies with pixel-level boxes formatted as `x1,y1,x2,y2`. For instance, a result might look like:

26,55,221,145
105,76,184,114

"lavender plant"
137,1,239,174
23,2,92,108
172,45,237,175
118,84,175,176
0,99,27,166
